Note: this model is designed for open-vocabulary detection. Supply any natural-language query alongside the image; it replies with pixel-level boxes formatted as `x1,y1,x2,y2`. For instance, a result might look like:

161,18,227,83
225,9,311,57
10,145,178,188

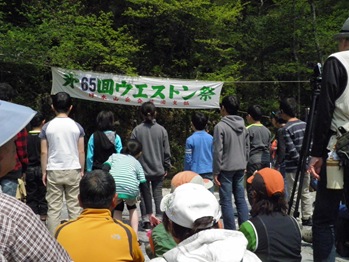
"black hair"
96,111,115,131
270,111,286,124
163,213,219,243
191,112,208,131
121,139,142,157
279,97,297,118
221,95,239,115
79,170,116,209
0,83,17,101
51,92,72,113
249,189,288,217
30,112,45,128
247,105,263,121
140,101,156,123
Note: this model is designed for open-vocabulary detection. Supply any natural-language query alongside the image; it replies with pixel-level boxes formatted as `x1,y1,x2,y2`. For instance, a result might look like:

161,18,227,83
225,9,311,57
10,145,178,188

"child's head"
96,111,114,131
270,111,286,127
220,95,239,115
247,105,263,122
141,101,156,123
191,112,208,131
279,97,297,118
0,83,16,101
30,112,45,128
51,92,72,113
161,183,221,243
122,139,142,157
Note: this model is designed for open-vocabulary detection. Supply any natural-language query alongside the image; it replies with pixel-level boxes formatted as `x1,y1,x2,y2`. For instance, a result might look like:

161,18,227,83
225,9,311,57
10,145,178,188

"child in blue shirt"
184,112,213,192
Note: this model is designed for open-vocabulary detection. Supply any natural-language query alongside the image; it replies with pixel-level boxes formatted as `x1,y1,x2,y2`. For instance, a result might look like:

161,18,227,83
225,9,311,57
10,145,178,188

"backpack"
336,128,349,167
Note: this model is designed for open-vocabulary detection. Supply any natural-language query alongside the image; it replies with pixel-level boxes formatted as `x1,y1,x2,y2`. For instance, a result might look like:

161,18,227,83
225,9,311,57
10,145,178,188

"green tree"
117,0,244,81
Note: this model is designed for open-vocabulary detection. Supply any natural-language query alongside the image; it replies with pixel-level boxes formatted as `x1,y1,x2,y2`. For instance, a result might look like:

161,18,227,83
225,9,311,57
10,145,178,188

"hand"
148,214,161,227
21,173,26,182
42,172,47,186
308,156,323,181
214,174,221,187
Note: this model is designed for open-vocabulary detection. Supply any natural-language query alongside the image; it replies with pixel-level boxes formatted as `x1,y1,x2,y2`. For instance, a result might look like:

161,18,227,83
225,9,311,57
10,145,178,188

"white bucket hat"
0,100,36,147
161,183,221,229
334,17,349,40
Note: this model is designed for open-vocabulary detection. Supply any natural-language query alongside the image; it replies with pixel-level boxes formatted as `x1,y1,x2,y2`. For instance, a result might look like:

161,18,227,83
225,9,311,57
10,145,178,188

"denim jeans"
140,177,163,220
312,160,347,262
0,178,18,197
218,170,249,230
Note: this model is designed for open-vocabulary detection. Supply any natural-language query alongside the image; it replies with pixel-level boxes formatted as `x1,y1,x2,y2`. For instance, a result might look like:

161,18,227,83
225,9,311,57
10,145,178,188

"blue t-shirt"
184,130,213,174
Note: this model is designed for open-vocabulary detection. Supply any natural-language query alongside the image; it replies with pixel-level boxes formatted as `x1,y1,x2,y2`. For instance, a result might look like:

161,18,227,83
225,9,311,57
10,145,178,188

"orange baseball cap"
170,171,213,192
247,167,284,198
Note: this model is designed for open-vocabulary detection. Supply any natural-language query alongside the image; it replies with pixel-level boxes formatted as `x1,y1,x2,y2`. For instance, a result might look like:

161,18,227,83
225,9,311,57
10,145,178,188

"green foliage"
0,0,139,74
122,0,243,81
0,0,348,171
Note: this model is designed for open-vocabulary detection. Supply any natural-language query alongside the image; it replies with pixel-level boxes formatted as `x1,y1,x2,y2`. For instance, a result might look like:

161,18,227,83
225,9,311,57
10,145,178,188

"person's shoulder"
127,154,139,162
112,219,137,233
214,119,225,127
261,124,270,131
289,119,306,129
71,119,84,128
110,153,123,160
0,193,56,239
55,218,78,234
42,120,51,129
133,122,145,131
154,122,168,131
0,193,30,215
261,125,271,135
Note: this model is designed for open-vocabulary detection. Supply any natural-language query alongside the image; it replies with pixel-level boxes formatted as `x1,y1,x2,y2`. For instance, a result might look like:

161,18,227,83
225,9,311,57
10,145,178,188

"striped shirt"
283,119,306,172
105,154,146,199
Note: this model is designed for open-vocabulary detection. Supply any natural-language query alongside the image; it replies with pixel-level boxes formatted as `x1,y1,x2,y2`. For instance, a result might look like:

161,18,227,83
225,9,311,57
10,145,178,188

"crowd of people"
0,16,348,262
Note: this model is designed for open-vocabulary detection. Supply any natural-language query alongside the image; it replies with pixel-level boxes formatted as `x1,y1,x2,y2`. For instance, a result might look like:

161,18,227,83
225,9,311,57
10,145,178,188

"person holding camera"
308,17,349,262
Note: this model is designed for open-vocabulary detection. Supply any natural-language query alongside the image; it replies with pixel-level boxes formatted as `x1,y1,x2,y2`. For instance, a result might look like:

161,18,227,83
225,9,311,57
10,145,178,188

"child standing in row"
184,111,213,192
86,110,122,172
26,112,48,221
131,102,171,229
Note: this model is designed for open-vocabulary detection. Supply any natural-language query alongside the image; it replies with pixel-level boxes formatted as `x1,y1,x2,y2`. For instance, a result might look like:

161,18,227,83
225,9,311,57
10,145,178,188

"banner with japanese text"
51,67,223,109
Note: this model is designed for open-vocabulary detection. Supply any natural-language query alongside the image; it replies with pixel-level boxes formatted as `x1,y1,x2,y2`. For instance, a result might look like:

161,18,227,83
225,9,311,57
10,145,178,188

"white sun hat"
0,100,36,147
161,183,221,229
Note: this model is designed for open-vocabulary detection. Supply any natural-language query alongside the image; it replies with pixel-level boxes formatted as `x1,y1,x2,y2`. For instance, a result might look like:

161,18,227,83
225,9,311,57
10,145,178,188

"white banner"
51,67,223,109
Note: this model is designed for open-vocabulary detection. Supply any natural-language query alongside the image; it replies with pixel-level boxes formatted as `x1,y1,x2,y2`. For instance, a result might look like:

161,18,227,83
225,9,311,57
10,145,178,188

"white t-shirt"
40,117,85,170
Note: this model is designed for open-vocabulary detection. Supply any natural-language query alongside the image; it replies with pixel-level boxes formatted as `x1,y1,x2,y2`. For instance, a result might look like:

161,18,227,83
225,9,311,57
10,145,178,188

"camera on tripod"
310,62,322,93
288,61,323,217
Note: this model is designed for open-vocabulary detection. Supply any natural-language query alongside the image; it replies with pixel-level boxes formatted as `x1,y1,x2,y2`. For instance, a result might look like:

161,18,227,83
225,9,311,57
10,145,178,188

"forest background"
0,0,347,175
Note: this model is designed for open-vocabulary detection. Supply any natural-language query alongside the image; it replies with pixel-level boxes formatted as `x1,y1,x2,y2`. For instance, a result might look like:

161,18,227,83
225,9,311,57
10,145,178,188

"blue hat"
0,100,36,147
